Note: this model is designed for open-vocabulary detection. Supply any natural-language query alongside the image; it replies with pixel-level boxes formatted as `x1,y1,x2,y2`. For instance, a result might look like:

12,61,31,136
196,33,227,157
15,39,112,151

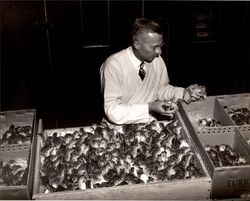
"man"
100,18,205,125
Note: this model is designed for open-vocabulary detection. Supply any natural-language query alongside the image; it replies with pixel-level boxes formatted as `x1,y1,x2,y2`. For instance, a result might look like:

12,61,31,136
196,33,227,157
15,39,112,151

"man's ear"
133,40,140,49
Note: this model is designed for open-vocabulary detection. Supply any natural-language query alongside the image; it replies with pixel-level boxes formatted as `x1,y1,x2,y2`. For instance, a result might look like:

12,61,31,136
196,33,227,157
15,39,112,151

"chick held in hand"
161,100,178,118
183,84,207,104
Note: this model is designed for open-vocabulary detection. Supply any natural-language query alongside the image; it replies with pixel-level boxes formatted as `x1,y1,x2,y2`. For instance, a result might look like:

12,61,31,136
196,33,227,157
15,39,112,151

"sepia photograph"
0,0,250,200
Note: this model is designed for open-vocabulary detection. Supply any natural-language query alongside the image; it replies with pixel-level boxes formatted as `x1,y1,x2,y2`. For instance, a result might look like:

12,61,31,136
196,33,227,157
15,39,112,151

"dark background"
1,1,250,129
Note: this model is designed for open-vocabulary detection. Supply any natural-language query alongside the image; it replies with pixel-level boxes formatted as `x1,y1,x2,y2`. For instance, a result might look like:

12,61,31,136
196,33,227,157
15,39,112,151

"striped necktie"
139,62,146,80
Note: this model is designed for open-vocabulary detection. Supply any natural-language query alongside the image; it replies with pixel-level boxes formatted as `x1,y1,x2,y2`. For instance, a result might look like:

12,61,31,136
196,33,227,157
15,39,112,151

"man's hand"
183,84,207,104
149,100,178,117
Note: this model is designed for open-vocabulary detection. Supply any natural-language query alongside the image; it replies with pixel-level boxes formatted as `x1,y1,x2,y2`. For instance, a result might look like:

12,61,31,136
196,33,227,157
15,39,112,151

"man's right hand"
148,100,178,117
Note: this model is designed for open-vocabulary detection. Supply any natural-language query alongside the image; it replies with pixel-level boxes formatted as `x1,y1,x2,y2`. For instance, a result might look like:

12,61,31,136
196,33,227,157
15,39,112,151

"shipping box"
0,109,37,199
32,113,211,200
179,96,250,198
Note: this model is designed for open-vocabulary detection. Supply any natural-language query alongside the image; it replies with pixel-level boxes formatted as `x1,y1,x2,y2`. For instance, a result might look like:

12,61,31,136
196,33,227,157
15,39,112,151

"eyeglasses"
141,41,165,52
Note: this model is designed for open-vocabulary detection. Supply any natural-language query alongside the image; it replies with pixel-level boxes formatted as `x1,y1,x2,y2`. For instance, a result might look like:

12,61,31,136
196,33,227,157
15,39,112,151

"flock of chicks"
0,159,28,186
39,120,203,193
189,103,250,168
223,106,250,125
194,105,250,167
0,124,32,186
204,144,248,167
0,125,33,145
198,118,222,127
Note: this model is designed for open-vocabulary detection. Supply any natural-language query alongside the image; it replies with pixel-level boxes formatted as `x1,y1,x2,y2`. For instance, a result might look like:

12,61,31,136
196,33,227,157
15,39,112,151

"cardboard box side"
212,166,250,198
0,186,28,200
196,130,250,198
179,102,215,177
33,177,211,200
32,119,43,197
25,115,38,200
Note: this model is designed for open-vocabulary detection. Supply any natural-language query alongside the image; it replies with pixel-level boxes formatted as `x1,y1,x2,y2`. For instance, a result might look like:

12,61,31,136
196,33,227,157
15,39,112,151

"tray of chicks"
179,95,236,135
216,93,250,148
32,113,211,200
0,124,33,145
216,93,250,129
186,123,250,199
0,109,36,146
0,158,28,186
0,142,34,199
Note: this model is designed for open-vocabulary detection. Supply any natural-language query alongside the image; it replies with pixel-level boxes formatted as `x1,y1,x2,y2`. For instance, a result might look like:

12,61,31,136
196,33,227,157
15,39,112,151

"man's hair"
131,18,163,42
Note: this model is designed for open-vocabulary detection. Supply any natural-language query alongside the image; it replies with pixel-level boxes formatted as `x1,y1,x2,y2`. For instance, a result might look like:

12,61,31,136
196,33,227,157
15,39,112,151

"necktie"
139,62,146,80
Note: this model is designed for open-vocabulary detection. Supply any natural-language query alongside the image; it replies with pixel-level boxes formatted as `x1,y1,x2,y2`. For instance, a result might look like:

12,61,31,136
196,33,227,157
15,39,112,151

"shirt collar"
128,46,142,71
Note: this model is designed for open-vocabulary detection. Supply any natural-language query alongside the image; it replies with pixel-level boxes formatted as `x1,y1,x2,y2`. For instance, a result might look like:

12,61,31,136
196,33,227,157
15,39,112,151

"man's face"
135,32,164,63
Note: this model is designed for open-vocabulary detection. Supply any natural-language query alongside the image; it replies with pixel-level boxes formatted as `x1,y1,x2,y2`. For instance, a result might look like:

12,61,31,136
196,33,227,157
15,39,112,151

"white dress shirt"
100,46,184,125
